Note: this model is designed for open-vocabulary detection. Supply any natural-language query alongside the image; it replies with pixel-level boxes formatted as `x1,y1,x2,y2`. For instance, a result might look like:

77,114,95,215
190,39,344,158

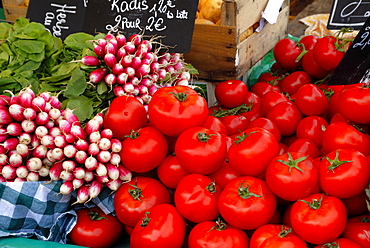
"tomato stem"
278,225,292,238
87,210,108,221
128,183,145,201
299,194,324,210
125,129,140,139
234,131,258,145
206,181,218,194
324,150,353,171
211,218,227,231
197,132,216,142
238,181,262,199
140,211,151,227
210,103,253,118
276,152,308,173
170,92,188,102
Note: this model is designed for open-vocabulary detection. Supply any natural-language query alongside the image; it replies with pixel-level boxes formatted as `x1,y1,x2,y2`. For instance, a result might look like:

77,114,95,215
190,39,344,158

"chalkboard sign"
26,1,88,39
327,0,370,30
327,16,370,85
82,0,198,53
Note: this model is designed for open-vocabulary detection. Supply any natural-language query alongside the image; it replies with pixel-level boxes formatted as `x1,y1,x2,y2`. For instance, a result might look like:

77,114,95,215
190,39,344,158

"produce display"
0,16,369,248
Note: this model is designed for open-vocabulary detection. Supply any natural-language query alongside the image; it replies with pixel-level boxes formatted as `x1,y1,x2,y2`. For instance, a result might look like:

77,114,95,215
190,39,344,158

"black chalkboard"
327,0,370,30
82,0,199,53
26,1,87,39
327,16,370,85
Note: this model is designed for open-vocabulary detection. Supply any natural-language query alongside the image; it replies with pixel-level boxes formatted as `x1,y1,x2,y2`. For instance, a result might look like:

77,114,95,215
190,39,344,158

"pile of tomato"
69,35,370,248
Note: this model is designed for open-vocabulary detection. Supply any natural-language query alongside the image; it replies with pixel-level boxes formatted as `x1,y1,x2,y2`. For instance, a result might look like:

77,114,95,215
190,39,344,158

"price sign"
327,0,370,30
82,0,199,53
26,1,88,39
327,16,370,85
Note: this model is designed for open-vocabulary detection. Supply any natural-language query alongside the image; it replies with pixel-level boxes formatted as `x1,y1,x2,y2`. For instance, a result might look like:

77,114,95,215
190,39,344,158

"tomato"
249,224,308,248
341,214,370,247
156,154,189,189
292,83,329,116
273,38,304,70
278,142,288,155
208,161,241,189
218,176,276,230
130,203,186,248
341,189,369,217
103,95,147,140
239,91,262,121
298,35,319,51
313,36,345,72
203,115,228,135
148,85,209,137
248,117,281,142
227,127,280,176
69,207,123,248
188,220,249,248
302,49,330,80
279,71,313,95
265,152,319,201
290,193,347,244
296,115,329,148
321,122,370,156
260,91,290,116
214,80,249,108
120,127,168,173
266,101,303,136
319,148,370,199
258,71,284,83
114,176,171,228
175,127,227,174
339,85,370,125
287,138,320,158
314,238,362,248
174,173,221,223
219,114,249,136
250,81,281,98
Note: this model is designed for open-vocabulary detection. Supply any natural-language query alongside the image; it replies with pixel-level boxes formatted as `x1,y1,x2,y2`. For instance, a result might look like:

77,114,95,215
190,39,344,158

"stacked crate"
2,0,28,22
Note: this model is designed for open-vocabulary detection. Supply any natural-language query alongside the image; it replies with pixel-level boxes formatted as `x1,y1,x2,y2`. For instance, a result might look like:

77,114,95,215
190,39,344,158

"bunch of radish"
81,32,191,104
0,87,132,205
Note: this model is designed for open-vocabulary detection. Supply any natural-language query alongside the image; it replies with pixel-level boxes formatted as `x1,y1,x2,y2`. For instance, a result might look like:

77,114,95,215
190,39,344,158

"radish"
49,127,62,137
8,104,24,122
64,144,77,158
106,163,119,181
72,185,89,205
38,166,50,177
116,47,127,61
104,53,117,68
7,122,22,136
65,133,76,144
97,150,111,163
87,180,102,202
26,157,42,171
75,150,88,164
60,170,74,181
121,54,133,67
54,134,67,148
118,164,132,182
49,161,63,181
72,178,84,190
51,147,65,161
113,86,125,96
2,165,16,180
100,129,113,139
112,63,125,75
79,56,101,66
71,124,86,140
35,126,49,138
0,128,8,142
128,34,142,46
105,41,117,55
110,139,122,153
18,89,34,108
16,143,29,158
123,41,136,54
9,153,23,167
89,68,109,84
104,73,117,86
63,109,80,125
49,108,61,120
75,139,89,151
96,174,109,184
21,119,36,133
84,170,94,182
14,177,26,182
0,154,8,166
31,96,46,112
106,179,123,192
49,96,62,109
23,107,37,120
117,72,128,85
98,137,111,151
2,137,19,151
84,119,101,135
18,132,32,145
42,157,54,168
116,33,127,48
94,43,106,58
88,143,100,156
16,165,28,178
96,162,108,177
41,135,55,149
73,167,86,179
89,131,101,143
85,156,98,171
62,160,77,172
59,181,74,195
35,112,50,126
58,119,72,134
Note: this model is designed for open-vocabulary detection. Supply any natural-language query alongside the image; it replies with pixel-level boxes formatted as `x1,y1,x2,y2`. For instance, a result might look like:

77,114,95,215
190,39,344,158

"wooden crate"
184,0,289,81
2,0,28,22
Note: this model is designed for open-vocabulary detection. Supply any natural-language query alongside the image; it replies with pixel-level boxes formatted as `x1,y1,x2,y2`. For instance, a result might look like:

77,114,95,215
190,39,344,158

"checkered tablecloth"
0,181,115,244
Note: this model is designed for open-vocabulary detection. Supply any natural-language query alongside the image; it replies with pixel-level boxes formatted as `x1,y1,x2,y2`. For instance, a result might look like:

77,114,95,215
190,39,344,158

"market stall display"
0,0,370,247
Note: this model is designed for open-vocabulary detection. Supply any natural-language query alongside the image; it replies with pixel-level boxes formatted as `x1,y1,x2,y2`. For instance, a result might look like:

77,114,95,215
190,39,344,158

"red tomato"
298,35,319,51
313,36,345,72
174,173,221,223
156,154,189,189
148,85,209,137
214,80,249,108
341,189,369,217
208,161,241,189
260,91,290,116
339,85,370,125
188,220,249,248
219,114,249,136
290,193,347,244
287,138,320,158
130,203,186,248
175,127,227,174
203,115,228,135
302,49,330,79
218,176,276,230
293,83,329,116
249,224,308,248
341,214,370,247
278,142,288,155
266,101,303,136
114,176,171,228
103,95,147,140
265,152,319,201
258,71,284,83
279,71,313,95
227,127,280,176
250,81,281,98
239,91,262,121
248,117,281,142
296,115,329,148
314,238,362,248
319,148,370,199
69,207,123,248
321,122,370,156
120,127,168,173
273,38,303,70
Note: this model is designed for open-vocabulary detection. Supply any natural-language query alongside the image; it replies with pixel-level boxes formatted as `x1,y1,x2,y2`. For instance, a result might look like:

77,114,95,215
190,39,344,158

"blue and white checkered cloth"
0,181,116,244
